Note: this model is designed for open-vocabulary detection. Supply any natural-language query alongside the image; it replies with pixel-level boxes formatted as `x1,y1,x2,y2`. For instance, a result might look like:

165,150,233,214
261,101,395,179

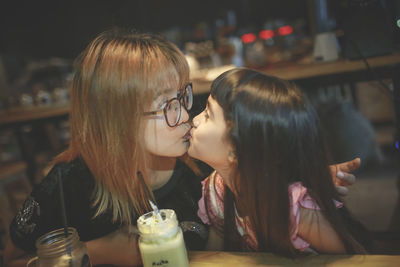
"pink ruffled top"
197,171,343,251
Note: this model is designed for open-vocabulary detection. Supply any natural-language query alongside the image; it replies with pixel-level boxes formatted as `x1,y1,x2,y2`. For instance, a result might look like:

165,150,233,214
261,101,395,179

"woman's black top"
9,157,210,252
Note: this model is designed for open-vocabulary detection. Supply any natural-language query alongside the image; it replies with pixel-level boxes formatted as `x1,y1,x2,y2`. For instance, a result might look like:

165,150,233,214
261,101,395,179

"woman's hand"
329,158,360,196
86,226,141,267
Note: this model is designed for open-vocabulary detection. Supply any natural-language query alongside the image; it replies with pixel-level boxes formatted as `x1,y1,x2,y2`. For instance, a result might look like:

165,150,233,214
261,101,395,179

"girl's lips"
183,128,191,141
189,128,195,140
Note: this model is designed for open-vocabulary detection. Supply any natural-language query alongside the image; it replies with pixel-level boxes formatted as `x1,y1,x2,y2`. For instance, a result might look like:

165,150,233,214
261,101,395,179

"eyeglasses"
143,83,193,127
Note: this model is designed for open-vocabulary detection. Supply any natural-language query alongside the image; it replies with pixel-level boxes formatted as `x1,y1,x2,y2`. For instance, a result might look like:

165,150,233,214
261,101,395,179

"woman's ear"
228,150,237,164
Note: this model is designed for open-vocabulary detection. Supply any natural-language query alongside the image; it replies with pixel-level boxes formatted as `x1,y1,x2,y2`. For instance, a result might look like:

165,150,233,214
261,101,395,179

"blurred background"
0,0,400,255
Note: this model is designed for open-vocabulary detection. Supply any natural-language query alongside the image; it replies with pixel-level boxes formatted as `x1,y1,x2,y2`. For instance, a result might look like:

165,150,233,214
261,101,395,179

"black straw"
58,168,69,238
58,168,72,266
137,172,157,208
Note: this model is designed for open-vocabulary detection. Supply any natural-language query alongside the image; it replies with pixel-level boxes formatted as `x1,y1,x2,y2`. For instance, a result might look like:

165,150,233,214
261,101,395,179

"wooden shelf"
192,52,400,94
259,52,400,81
0,104,69,127
0,161,27,181
375,125,396,146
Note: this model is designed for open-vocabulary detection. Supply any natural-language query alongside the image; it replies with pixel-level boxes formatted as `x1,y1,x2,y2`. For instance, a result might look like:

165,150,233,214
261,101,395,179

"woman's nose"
180,106,190,123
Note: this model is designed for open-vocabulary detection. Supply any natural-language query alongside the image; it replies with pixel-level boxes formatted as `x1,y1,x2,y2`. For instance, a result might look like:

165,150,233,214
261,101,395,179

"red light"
259,30,275,40
241,33,256,44
278,25,293,36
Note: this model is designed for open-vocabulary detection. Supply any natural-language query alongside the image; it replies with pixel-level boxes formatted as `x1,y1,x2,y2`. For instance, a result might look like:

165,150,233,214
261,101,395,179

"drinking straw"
57,168,69,238
137,172,163,222
149,200,159,213
58,168,73,267
149,200,163,221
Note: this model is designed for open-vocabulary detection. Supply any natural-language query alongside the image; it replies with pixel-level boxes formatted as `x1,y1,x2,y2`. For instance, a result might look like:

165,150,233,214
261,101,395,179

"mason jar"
27,227,91,267
137,209,189,267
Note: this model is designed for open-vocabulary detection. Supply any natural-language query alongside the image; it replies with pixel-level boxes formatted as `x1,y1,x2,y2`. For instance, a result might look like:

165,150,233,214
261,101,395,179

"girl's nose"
192,115,200,127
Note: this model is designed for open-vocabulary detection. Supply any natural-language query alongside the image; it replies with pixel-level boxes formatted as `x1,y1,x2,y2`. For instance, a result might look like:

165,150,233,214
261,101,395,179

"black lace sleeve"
9,159,120,252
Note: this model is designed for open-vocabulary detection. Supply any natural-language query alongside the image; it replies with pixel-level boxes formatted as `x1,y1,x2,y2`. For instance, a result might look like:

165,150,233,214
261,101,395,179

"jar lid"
137,209,178,237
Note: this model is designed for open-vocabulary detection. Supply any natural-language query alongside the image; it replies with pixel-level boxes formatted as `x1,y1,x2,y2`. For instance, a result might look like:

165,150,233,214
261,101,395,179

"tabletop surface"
188,251,400,266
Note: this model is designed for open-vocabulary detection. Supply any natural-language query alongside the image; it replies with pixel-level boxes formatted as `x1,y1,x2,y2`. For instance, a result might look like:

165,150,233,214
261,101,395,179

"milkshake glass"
137,209,189,267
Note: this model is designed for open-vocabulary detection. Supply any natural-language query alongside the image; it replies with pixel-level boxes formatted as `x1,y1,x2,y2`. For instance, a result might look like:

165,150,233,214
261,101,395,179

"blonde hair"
54,29,189,225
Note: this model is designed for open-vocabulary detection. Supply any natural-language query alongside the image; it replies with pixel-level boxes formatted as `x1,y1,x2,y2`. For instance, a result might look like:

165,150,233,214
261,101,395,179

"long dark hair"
210,68,370,256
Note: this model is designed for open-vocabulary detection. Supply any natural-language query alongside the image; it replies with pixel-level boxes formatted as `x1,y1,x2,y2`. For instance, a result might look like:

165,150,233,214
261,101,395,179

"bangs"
146,63,181,100
127,45,189,103
210,68,246,106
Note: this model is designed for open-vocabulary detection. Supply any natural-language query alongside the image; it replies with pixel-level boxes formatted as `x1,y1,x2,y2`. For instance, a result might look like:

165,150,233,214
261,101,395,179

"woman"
4,29,209,267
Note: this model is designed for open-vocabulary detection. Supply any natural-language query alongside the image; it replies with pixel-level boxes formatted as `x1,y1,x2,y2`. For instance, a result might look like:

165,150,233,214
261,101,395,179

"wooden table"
188,251,400,266
93,251,400,267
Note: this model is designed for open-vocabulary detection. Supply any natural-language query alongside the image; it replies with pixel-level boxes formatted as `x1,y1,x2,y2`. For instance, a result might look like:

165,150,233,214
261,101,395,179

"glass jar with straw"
27,227,91,267
137,201,189,267
27,168,91,267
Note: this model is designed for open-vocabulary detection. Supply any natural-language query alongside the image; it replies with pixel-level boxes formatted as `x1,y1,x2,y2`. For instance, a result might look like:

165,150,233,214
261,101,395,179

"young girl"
4,29,209,266
188,67,371,256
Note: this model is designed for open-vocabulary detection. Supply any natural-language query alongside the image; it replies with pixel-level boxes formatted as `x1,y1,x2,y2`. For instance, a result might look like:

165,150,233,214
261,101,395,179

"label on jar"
139,229,189,267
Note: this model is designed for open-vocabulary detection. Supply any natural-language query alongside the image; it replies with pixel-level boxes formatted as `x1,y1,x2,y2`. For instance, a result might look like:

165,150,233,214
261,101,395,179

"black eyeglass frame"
143,82,193,127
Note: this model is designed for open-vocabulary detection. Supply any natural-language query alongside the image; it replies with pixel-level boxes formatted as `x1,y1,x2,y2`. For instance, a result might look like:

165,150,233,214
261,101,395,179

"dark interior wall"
0,0,309,60
0,0,140,59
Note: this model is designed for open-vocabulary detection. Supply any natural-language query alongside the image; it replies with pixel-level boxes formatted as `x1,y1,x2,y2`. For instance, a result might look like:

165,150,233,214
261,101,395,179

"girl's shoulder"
289,181,343,211
289,181,343,252
289,182,318,210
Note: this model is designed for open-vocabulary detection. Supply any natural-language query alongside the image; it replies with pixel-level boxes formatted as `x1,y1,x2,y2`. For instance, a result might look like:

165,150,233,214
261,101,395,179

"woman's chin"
150,144,190,158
